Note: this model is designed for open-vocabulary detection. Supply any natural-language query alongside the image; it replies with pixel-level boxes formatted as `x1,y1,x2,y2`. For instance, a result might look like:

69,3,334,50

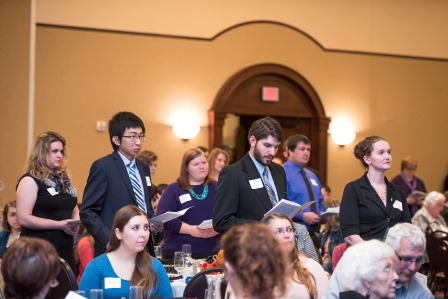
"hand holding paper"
149,206,194,225
264,199,315,218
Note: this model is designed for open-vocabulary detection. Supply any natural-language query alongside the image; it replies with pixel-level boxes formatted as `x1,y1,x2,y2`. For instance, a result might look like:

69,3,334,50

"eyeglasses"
120,135,146,142
397,255,425,265
274,227,294,235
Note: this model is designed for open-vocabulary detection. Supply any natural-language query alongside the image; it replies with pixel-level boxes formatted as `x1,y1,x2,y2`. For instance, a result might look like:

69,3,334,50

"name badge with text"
146,176,151,186
179,193,192,204
249,178,264,189
393,200,403,211
47,187,59,196
104,277,121,289
310,178,318,187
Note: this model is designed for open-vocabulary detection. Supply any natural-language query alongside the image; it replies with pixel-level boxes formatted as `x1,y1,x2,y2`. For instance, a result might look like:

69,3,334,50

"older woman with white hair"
412,191,448,233
337,240,398,299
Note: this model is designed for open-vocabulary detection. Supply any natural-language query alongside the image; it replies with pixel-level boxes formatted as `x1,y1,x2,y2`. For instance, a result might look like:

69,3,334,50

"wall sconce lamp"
172,124,200,140
331,130,356,147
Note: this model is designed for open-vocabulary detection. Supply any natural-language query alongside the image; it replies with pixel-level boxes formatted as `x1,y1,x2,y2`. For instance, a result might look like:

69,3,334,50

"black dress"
19,174,77,270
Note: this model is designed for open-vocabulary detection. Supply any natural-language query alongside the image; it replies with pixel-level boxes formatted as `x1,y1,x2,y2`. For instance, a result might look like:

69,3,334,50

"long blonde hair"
207,148,229,181
26,131,70,181
261,213,316,299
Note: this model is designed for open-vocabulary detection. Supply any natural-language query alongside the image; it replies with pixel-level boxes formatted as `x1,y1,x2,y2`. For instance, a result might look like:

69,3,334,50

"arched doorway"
208,63,330,183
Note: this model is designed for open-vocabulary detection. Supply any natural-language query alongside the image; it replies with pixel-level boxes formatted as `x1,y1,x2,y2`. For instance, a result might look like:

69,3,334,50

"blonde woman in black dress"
16,131,79,269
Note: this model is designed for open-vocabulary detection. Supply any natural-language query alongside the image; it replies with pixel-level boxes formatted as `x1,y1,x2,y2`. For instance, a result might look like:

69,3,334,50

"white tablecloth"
171,280,187,297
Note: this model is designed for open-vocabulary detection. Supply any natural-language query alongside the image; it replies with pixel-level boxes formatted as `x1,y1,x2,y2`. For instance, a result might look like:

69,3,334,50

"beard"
254,144,274,166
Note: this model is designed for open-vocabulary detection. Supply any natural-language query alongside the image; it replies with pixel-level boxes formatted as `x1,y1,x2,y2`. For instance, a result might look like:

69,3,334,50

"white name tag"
47,187,59,196
249,178,263,189
179,193,192,204
104,277,121,289
393,200,403,211
310,178,318,187
145,176,151,186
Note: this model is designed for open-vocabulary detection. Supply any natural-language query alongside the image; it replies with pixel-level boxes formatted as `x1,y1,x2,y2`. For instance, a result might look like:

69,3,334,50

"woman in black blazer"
340,136,411,245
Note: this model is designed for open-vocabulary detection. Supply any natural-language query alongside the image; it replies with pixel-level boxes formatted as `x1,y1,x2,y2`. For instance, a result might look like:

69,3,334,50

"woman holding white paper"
16,131,80,270
157,148,220,259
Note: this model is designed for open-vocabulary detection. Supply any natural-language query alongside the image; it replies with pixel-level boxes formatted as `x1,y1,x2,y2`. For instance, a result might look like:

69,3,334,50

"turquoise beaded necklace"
188,185,208,200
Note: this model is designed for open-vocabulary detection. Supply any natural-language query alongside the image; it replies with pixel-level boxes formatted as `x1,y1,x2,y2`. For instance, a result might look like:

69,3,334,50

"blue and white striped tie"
263,167,278,206
128,162,147,214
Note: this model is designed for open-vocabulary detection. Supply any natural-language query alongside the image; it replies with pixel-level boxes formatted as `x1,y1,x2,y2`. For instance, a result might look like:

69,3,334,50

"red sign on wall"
261,86,279,102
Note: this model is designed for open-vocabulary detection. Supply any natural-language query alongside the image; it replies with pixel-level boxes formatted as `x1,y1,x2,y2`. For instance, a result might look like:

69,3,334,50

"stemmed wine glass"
173,251,184,275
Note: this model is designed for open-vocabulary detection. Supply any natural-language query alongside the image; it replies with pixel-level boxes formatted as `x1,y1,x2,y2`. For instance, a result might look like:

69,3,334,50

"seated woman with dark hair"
79,205,172,299
1,237,59,299
318,198,344,273
0,201,21,258
223,223,289,299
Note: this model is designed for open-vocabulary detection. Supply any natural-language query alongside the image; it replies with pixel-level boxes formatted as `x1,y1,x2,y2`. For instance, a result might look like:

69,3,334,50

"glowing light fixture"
331,130,356,146
172,124,200,140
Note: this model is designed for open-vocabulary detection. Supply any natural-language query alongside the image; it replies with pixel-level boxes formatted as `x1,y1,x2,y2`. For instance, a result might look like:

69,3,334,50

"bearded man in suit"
213,116,287,233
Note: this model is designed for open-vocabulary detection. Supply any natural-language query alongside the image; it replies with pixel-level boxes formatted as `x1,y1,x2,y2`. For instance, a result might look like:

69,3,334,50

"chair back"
183,268,226,299
426,229,448,271
46,258,78,299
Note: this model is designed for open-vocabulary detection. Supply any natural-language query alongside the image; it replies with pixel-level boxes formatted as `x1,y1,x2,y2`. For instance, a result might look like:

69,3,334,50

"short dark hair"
286,134,310,152
108,112,145,151
247,117,283,142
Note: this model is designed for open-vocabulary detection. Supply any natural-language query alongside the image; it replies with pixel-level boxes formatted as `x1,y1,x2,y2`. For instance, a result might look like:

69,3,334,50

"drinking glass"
182,244,192,257
74,290,86,296
173,251,184,274
182,243,192,266
129,286,144,299
154,246,162,260
89,289,103,299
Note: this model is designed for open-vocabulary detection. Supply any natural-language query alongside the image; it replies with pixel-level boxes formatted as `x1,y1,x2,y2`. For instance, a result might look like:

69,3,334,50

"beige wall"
36,0,448,59
33,23,448,202
1,1,447,204
0,1,32,203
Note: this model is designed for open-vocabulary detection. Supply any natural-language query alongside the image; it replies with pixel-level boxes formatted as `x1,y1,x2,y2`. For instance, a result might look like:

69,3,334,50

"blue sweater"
79,254,173,299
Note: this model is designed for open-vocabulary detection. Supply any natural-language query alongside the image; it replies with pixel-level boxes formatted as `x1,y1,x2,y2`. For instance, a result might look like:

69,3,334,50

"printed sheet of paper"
319,207,340,218
149,206,194,224
197,219,213,229
264,199,315,218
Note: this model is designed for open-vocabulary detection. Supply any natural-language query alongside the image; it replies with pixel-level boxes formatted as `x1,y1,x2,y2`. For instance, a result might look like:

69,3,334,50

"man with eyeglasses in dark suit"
80,111,161,257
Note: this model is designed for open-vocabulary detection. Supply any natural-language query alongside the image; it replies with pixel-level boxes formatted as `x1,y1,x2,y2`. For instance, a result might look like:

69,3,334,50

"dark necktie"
128,162,147,214
263,167,278,206
300,168,318,232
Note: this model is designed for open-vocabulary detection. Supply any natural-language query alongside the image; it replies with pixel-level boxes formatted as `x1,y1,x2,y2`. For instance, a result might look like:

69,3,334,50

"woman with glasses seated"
79,205,172,299
157,148,220,259
336,240,398,299
261,213,329,299
1,237,59,299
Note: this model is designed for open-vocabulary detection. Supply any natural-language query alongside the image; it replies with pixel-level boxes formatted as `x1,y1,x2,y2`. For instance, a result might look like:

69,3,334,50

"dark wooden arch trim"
209,63,331,182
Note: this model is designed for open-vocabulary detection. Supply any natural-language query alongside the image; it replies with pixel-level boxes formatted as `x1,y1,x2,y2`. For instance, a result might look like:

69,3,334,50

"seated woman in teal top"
79,205,172,299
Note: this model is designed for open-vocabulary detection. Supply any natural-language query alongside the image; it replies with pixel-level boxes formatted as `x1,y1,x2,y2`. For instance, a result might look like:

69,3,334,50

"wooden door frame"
208,63,330,183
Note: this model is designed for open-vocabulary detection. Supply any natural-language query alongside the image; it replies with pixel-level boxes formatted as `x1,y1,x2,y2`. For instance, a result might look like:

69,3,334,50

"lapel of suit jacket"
360,174,389,215
111,151,136,202
242,153,272,210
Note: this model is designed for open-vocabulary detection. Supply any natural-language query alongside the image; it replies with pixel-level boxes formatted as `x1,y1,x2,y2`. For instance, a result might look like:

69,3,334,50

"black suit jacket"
80,151,155,256
340,172,411,241
213,153,287,233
